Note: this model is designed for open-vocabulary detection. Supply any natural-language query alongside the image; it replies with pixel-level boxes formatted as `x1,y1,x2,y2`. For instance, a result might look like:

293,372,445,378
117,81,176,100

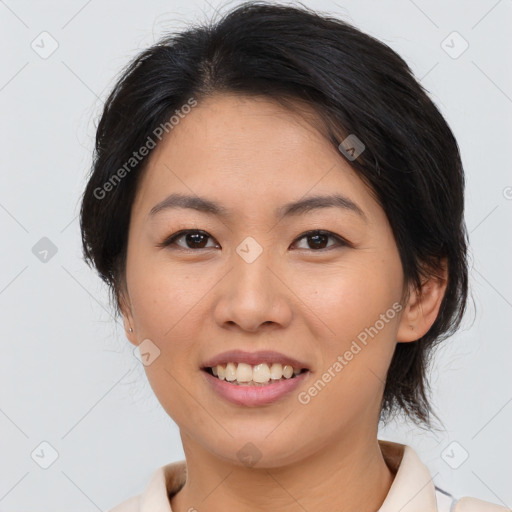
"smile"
202,366,310,407
205,362,307,386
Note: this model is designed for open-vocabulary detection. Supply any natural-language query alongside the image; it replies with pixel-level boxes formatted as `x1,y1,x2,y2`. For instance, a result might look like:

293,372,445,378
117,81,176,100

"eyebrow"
149,192,366,220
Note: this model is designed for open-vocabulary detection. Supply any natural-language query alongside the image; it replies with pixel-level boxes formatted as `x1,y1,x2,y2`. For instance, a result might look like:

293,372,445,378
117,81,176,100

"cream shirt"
110,440,509,512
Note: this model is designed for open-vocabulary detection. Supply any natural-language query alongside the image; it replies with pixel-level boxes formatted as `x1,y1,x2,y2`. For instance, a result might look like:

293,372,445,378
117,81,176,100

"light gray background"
1,0,511,510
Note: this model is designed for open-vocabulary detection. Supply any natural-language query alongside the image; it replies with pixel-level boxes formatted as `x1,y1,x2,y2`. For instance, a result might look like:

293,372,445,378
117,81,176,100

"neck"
170,432,396,512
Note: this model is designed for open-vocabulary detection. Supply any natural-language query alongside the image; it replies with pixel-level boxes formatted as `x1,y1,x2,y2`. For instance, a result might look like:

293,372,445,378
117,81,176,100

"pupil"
310,234,327,249
187,233,207,248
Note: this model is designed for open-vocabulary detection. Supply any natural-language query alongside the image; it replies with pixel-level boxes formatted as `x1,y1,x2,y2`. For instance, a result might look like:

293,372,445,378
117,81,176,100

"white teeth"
208,362,304,385
269,363,283,380
236,363,253,382
282,365,293,378
253,363,271,383
225,362,237,381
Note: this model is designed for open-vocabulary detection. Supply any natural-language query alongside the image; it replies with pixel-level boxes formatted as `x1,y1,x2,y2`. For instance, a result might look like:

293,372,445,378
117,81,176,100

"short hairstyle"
80,1,469,428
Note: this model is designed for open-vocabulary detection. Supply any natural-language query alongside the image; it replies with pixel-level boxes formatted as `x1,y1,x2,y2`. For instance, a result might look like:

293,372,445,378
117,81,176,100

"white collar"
376,440,438,512
137,440,438,511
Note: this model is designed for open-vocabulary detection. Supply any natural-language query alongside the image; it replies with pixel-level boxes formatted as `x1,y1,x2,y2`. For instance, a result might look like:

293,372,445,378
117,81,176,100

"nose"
213,247,293,333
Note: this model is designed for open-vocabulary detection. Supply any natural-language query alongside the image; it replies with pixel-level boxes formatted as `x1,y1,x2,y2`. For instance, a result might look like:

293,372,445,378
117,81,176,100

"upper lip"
201,350,310,370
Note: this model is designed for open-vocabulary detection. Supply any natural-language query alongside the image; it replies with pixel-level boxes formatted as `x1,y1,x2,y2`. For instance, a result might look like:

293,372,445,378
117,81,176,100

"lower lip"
202,370,310,407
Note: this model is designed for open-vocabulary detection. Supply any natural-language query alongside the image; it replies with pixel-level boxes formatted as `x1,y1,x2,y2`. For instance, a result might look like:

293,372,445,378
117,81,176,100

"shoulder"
106,460,186,512
436,487,510,512
108,495,140,512
452,496,510,511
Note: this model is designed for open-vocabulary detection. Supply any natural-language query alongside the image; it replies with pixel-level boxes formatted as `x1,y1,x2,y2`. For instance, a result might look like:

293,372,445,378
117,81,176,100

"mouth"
202,362,309,386
201,360,311,407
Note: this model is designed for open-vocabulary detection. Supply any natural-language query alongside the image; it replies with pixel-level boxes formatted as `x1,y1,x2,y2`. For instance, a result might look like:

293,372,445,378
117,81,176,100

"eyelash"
157,229,351,252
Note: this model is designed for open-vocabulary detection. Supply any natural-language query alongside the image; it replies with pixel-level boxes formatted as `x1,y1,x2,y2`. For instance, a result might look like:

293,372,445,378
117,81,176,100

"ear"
397,260,448,343
118,288,138,347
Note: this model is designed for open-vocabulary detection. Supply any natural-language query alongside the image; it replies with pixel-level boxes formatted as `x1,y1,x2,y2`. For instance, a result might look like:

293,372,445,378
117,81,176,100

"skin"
120,93,447,512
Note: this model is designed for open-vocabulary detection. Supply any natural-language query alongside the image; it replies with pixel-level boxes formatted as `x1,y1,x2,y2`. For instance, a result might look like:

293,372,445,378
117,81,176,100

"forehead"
132,93,376,220
154,93,334,167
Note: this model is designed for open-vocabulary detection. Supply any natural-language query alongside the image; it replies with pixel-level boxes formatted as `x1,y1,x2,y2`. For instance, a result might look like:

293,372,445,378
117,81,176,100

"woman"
80,2,508,511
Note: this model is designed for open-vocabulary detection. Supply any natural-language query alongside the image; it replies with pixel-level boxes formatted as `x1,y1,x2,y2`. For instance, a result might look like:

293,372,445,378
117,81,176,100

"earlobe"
119,291,138,347
397,264,448,343
121,315,138,347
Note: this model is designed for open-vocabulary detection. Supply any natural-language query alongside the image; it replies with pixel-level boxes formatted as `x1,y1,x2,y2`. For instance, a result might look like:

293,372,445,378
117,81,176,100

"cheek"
299,255,402,335
296,265,401,426
126,260,211,419
128,251,212,336
298,253,403,401
126,256,218,405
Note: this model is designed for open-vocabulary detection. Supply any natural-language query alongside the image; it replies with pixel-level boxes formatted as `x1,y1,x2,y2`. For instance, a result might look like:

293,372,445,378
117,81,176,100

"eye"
158,229,219,250
158,229,351,252
291,230,350,251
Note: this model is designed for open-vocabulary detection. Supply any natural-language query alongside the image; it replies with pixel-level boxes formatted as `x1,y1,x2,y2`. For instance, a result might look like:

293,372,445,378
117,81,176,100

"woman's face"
122,93,408,466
